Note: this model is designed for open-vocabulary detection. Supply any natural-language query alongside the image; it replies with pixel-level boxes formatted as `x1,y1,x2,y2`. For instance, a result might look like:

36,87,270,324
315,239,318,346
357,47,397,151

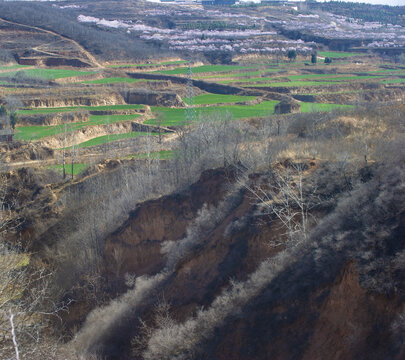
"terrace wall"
127,72,244,95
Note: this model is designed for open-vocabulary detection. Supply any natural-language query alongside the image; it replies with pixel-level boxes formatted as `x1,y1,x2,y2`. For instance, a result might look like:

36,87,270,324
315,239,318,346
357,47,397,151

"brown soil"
103,168,236,278
0,141,54,163
0,17,101,68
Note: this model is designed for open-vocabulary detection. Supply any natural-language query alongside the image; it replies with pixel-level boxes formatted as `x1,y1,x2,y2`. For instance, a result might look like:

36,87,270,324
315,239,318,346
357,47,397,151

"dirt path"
0,17,102,68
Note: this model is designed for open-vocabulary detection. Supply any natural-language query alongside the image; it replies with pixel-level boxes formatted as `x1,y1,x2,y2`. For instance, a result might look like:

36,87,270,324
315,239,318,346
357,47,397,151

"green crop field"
0,68,95,80
15,113,141,141
155,65,255,75
318,51,364,58
72,131,157,148
107,60,187,68
287,74,345,80
18,107,80,115
196,70,270,79
48,163,89,176
371,68,405,73
219,76,275,84
381,78,405,84
244,81,340,87
300,103,354,113
147,101,279,126
146,101,352,127
303,90,360,96
19,104,143,115
191,94,256,105
311,75,384,82
82,77,145,84
0,64,29,71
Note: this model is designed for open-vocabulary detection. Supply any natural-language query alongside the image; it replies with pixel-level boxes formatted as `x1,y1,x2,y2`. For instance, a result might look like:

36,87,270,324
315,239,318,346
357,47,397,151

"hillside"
0,0,404,359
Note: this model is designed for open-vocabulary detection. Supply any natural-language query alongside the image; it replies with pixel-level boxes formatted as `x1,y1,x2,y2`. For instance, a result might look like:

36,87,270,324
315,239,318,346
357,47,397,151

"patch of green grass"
196,70,265,79
155,65,255,75
371,68,405,73
381,78,405,84
244,81,339,87
19,104,143,115
73,131,157,148
303,90,360,96
0,69,94,80
107,60,187,68
313,75,383,82
147,101,279,126
146,101,351,127
218,76,274,84
191,94,256,105
48,163,89,176
82,77,145,84
85,104,143,111
15,114,141,141
0,64,29,71
300,103,354,112
18,107,79,115
317,51,364,58
287,74,341,80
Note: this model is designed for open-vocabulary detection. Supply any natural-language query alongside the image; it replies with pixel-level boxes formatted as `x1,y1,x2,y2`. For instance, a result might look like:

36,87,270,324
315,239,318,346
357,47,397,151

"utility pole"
62,123,67,179
185,62,196,125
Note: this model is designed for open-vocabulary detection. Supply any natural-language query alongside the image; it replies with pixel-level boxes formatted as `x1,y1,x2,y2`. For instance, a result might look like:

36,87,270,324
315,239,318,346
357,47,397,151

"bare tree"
0,176,68,359
239,162,319,247
154,111,165,145
132,297,174,358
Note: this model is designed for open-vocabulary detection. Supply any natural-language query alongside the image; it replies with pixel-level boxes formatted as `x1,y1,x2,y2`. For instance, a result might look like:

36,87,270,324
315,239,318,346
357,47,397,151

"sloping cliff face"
208,261,404,360
196,163,405,360
73,160,405,360
17,90,124,108
103,168,237,278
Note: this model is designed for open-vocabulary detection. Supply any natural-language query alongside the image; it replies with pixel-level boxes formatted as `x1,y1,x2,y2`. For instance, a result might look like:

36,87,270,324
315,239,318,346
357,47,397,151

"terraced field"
191,94,256,105
107,60,188,68
146,101,279,127
0,68,95,80
146,101,351,127
82,77,146,84
317,51,364,58
382,78,405,84
71,131,157,148
245,81,341,88
0,64,29,71
155,64,256,75
299,103,353,112
5,53,404,173
19,104,144,115
16,113,141,141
